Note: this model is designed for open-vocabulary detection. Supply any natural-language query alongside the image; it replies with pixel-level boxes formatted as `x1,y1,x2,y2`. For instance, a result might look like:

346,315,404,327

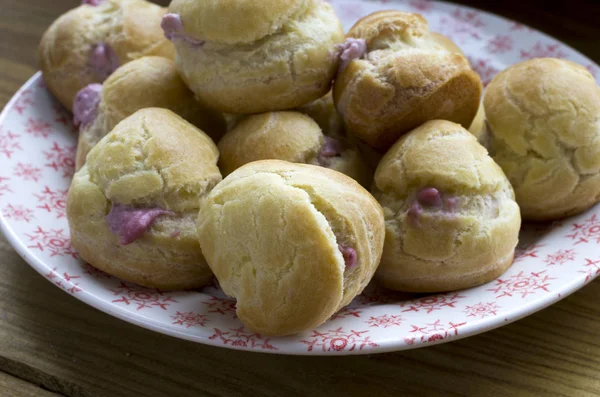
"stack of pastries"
36,0,599,336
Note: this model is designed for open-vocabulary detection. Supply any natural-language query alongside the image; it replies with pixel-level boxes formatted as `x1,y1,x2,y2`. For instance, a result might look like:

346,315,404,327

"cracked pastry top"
73,56,226,171
67,108,222,290
39,0,175,111
217,111,372,187
196,160,385,336
161,0,344,114
332,11,482,152
371,120,521,293
484,58,600,221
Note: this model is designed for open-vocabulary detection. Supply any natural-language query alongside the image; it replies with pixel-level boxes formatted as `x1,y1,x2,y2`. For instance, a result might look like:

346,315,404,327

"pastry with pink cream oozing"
67,108,222,290
371,120,521,293
39,0,175,111
197,160,385,336
217,111,372,187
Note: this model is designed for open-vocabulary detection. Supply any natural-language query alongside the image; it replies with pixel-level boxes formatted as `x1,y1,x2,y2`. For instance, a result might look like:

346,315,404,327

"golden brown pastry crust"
333,11,482,152
169,0,344,113
197,160,385,336
484,58,600,221
372,120,521,293
75,56,225,170
68,108,221,290
217,111,371,186
39,0,175,111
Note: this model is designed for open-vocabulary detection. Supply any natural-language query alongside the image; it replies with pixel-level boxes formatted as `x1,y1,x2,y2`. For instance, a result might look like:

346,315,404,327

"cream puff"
484,58,600,220
296,91,345,138
333,11,482,152
67,108,222,290
73,56,226,170
217,111,371,186
161,0,344,114
197,160,385,336
372,120,521,293
39,0,175,112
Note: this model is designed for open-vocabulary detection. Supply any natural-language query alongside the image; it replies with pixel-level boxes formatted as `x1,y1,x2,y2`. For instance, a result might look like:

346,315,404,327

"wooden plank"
0,233,599,397
0,370,62,397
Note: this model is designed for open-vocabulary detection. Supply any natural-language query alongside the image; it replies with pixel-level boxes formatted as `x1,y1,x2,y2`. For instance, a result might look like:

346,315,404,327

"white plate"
1,0,599,355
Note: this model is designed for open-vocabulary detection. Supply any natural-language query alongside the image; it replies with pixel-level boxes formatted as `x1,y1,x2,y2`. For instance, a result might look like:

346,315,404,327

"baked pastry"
296,91,345,138
217,111,371,186
161,0,344,113
67,108,221,290
39,0,175,112
197,160,385,336
484,58,600,220
333,11,482,151
468,101,487,143
73,56,226,170
431,32,464,55
372,120,521,293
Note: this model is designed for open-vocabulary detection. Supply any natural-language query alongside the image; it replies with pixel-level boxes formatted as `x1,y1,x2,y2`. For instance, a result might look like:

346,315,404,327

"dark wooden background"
0,1,599,396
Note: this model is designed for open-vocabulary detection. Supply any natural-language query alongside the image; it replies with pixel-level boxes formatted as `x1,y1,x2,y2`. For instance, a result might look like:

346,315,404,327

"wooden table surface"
1,1,599,396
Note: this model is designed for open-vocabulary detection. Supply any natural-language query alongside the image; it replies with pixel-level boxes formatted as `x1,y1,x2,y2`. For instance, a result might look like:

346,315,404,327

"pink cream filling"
161,13,205,47
89,43,120,80
336,38,367,73
339,244,357,269
106,203,175,246
407,187,458,227
317,136,344,166
73,83,102,129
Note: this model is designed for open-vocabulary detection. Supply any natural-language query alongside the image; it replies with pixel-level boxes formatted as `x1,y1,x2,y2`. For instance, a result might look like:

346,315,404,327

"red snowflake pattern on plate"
486,35,513,54
487,270,556,299
44,142,76,178
25,118,53,139
438,9,484,43
331,307,362,320
203,296,237,318
81,263,114,279
302,328,378,352
45,267,82,294
0,128,22,159
544,249,576,267
520,42,567,60
467,57,500,86
578,258,600,284
408,0,433,11
404,320,466,345
26,227,78,258
209,327,277,350
13,88,33,115
35,186,68,218
110,282,178,311
399,292,465,314
52,102,72,127
566,214,600,245
514,243,546,262
13,162,42,182
510,22,534,32
2,204,35,223
0,176,11,198
171,311,208,328
463,302,500,319
366,314,403,328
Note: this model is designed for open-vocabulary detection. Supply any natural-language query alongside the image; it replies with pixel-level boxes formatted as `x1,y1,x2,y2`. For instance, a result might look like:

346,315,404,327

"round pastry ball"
468,102,487,143
73,56,226,170
484,58,600,221
372,120,521,293
197,160,385,336
217,111,371,186
333,11,482,152
162,0,344,113
296,91,345,138
67,108,222,290
39,0,175,111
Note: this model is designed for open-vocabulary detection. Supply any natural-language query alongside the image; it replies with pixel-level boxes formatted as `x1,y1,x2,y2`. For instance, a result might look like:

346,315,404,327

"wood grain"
0,0,599,396
0,371,62,397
